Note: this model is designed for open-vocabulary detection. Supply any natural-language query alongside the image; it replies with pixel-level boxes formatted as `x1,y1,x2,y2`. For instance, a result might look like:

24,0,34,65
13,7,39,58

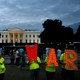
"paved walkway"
4,65,46,80
4,64,80,80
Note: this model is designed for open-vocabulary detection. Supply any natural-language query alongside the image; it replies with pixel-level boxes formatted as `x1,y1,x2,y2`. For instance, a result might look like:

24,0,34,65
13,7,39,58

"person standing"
60,52,77,80
28,57,41,80
20,51,26,70
45,56,57,80
0,53,6,80
15,49,20,66
9,50,15,65
57,48,62,59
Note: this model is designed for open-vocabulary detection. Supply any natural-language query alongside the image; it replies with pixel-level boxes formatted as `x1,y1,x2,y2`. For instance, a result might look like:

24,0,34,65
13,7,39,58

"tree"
63,27,74,43
75,25,80,42
39,19,64,45
39,19,75,49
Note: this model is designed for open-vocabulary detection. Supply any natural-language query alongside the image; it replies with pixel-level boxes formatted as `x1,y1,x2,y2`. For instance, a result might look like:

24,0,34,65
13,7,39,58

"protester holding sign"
29,57,41,80
45,48,58,80
25,44,41,80
60,49,78,80
25,44,78,80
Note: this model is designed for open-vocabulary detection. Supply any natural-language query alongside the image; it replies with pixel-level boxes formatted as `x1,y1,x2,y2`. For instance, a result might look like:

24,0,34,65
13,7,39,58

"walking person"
0,53,6,80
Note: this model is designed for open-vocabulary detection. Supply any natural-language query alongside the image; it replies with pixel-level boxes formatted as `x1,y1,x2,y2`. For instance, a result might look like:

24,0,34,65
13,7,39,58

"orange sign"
65,50,78,70
25,44,38,63
47,48,59,67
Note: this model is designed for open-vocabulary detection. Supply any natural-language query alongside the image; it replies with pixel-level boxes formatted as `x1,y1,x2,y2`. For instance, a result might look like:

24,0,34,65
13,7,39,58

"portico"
0,28,41,43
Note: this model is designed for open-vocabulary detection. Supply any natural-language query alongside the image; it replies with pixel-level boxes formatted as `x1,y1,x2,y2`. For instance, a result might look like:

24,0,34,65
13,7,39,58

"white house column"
8,33,10,43
13,33,15,43
18,33,20,43
23,33,25,43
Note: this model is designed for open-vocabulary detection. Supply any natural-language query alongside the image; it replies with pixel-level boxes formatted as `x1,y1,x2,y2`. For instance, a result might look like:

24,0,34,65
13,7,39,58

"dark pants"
61,68,75,80
30,68,40,80
10,58,14,65
0,73,5,80
20,56,26,70
46,71,55,80
15,58,20,66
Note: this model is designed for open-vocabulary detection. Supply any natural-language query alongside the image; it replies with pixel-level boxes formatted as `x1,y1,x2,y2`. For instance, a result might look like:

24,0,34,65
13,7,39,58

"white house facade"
0,28,41,43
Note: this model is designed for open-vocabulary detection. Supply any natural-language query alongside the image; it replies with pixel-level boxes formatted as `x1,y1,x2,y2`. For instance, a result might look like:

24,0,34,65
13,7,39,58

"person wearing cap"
0,53,6,80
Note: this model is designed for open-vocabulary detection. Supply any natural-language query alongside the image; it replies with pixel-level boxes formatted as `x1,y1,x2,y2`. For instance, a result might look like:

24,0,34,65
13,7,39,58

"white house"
0,28,41,43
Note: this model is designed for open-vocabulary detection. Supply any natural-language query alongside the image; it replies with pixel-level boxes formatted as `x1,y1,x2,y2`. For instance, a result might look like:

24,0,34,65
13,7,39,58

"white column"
13,33,15,43
8,33,10,43
18,33,20,43
23,33,25,43
39,38,41,43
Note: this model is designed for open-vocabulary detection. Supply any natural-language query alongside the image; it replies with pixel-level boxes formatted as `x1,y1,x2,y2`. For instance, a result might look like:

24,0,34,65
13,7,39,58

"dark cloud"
61,9,80,25
0,0,80,30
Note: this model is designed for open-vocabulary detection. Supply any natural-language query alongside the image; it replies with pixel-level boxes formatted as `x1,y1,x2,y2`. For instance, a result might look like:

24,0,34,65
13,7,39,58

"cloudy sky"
0,0,80,31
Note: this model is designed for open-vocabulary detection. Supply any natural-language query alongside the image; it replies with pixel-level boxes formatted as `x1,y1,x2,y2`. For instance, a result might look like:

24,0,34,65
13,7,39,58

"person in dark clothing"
60,52,78,80
15,49,20,66
9,50,15,65
20,52,26,70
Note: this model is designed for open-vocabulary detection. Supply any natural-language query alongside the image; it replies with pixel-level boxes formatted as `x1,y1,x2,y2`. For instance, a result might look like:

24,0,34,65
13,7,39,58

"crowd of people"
0,46,78,80
9,48,27,69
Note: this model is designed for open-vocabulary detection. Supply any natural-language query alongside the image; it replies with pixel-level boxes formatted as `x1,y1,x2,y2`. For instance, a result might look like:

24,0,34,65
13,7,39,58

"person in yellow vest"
28,57,41,80
0,53,6,80
60,52,77,80
45,56,57,80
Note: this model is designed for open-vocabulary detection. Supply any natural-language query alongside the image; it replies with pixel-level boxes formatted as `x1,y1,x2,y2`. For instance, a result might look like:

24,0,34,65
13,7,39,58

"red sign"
47,48,59,67
25,44,38,63
65,50,78,70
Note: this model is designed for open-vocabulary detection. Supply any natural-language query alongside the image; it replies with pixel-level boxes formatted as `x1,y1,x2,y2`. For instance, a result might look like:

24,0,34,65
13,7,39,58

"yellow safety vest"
45,57,56,72
30,57,41,70
0,57,6,74
60,53,74,70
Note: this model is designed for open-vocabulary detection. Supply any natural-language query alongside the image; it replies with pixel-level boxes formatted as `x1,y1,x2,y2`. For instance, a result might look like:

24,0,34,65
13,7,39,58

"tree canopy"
39,19,75,48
